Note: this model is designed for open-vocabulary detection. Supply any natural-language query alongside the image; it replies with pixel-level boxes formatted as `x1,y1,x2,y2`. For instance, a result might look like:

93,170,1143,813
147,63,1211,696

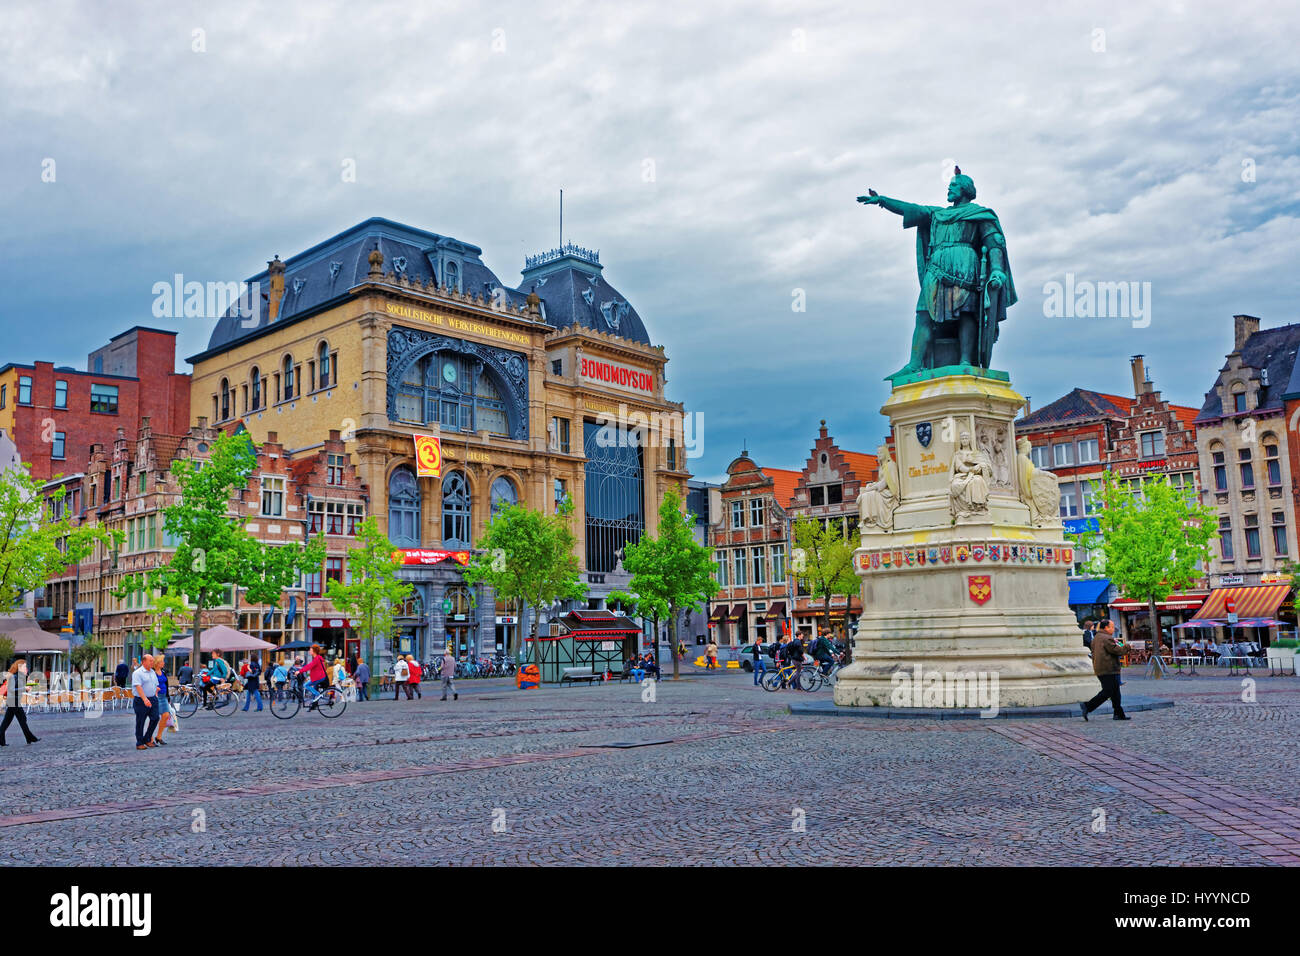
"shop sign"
495,616,517,625
1218,575,1244,586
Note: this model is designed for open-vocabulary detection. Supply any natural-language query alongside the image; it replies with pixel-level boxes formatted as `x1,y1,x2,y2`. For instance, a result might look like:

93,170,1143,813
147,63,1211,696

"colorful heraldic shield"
413,434,442,478
968,574,992,605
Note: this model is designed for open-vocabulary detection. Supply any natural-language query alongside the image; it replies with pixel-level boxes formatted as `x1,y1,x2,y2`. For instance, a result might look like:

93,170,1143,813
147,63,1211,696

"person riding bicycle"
808,634,834,675
784,635,806,687
201,653,232,706
298,645,330,709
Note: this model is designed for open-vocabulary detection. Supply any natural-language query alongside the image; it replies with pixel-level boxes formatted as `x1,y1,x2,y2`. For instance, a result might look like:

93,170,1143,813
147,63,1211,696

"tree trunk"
653,610,662,676
190,591,206,670
823,593,832,640
1146,595,1162,679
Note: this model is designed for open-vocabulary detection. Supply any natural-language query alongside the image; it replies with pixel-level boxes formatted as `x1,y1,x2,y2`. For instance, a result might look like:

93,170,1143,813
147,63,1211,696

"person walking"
392,656,411,700
705,640,718,669
0,658,39,745
151,657,173,744
1081,619,1129,721
354,659,371,701
132,654,161,751
751,640,766,686
1081,618,1096,650
406,655,423,699
242,655,263,712
270,659,289,709
114,659,129,689
440,646,458,701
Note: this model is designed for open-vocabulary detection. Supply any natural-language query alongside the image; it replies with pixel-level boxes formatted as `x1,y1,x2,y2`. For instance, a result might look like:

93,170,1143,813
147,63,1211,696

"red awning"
1109,592,1207,611
1189,585,1290,621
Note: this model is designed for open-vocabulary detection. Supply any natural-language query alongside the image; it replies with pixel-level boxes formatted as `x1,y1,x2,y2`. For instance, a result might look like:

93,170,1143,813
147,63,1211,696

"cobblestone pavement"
1,670,1296,865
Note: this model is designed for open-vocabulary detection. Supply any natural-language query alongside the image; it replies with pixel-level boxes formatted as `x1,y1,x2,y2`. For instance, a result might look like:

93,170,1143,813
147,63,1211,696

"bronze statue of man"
858,168,1017,376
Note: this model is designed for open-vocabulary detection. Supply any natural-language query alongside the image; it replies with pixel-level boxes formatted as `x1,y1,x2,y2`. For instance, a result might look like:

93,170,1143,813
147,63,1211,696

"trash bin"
516,663,540,690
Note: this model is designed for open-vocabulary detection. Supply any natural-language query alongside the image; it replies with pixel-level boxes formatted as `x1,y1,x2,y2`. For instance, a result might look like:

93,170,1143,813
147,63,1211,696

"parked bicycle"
270,676,347,719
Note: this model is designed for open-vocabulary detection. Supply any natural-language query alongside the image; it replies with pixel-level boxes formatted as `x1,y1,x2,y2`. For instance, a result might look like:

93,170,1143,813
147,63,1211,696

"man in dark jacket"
1081,619,1129,721
114,660,129,688
242,657,263,711
751,640,767,686
1081,618,1095,650
178,663,193,686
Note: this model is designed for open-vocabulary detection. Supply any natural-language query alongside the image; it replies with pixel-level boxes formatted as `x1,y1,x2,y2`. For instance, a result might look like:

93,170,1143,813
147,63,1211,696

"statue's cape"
909,203,1018,312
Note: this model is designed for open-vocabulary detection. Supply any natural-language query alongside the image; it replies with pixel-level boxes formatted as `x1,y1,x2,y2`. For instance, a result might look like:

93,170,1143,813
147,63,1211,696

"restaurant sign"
392,549,471,566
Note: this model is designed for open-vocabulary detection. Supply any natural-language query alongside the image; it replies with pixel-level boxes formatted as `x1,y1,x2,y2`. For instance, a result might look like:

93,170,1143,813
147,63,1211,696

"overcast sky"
3,0,1298,483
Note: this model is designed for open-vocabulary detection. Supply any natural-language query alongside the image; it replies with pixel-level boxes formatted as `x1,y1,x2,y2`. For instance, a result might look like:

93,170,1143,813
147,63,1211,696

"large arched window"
490,476,518,517
318,341,332,389
395,352,508,435
442,470,472,548
250,367,261,410
388,466,420,547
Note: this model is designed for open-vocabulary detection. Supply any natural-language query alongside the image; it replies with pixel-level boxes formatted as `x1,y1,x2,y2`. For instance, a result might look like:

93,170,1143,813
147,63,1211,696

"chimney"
1023,396,1031,416
266,431,278,444
328,429,341,441
818,419,828,439
267,255,286,322
197,416,208,429
1233,314,1260,351
1130,355,1151,396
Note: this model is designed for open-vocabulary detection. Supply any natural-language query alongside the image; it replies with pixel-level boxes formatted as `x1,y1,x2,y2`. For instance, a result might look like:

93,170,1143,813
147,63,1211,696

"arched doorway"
444,584,476,659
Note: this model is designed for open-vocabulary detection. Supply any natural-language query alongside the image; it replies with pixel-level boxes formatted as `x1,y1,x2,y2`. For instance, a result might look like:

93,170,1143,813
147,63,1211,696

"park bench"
560,666,600,686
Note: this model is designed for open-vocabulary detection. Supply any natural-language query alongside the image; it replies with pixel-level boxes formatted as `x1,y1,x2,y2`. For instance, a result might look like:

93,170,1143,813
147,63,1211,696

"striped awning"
1189,585,1290,622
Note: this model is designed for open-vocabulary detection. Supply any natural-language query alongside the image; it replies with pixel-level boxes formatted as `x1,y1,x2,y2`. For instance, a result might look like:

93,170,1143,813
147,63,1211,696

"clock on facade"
442,361,457,383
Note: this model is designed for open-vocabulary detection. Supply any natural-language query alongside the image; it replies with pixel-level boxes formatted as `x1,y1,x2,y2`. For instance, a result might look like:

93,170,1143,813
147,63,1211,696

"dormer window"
443,260,460,292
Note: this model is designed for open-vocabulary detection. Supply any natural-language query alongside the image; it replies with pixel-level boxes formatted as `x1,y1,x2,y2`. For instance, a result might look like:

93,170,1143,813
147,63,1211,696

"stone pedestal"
833,371,1097,709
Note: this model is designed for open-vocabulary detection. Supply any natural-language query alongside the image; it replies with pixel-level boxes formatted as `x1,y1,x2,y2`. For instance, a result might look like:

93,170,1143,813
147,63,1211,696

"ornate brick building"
184,218,691,663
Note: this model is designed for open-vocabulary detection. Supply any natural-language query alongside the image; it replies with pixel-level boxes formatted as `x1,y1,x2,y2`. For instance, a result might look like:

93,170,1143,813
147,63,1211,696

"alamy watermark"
889,664,1000,717
1042,273,1151,328
152,275,260,325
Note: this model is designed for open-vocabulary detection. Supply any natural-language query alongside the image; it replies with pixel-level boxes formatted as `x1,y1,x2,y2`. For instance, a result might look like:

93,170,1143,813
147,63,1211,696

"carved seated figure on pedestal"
857,444,899,532
1016,436,1060,527
949,431,992,519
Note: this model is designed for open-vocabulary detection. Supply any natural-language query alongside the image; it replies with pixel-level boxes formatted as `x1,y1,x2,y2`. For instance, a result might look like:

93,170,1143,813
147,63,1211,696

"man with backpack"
1081,618,1096,650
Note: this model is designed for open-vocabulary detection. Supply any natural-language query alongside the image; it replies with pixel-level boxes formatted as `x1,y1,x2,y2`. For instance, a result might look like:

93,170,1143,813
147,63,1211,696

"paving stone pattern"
1,672,1295,865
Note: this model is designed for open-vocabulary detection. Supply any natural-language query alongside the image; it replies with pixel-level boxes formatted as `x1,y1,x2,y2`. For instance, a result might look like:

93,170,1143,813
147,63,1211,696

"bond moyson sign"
580,356,654,393
391,549,472,566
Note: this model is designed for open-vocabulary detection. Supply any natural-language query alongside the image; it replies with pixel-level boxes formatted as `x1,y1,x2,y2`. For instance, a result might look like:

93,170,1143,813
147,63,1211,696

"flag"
414,434,442,477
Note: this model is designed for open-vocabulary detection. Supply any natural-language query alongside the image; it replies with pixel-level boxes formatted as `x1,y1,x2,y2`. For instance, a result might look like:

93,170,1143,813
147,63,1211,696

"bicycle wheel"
213,687,239,716
177,688,198,718
314,687,347,718
271,687,301,719
761,671,783,692
797,669,820,692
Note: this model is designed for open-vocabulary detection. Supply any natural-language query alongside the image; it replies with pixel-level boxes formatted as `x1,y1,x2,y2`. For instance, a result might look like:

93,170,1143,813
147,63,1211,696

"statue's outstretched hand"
856,190,881,205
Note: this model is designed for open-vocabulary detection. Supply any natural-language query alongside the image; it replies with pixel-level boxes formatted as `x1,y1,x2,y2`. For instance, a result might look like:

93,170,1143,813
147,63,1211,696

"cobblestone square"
3,670,1297,866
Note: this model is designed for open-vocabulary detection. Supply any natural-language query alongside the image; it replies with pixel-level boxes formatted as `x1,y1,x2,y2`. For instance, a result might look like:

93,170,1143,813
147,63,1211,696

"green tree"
119,432,325,668
70,639,107,679
619,490,718,680
325,516,413,682
792,515,859,640
463,499,587,665
142,592,190,656
0,462,115,611
608,587,669,672
1069,473,1215,674
0,635,14,669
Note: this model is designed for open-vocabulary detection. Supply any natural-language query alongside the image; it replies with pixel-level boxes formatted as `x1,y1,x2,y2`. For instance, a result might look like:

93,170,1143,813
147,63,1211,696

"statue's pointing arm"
857,192,932,225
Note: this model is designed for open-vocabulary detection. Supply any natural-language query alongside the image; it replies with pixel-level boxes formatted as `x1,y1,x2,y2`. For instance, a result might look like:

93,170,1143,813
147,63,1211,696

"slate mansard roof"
194,218,652,362
1196,323,1300,423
